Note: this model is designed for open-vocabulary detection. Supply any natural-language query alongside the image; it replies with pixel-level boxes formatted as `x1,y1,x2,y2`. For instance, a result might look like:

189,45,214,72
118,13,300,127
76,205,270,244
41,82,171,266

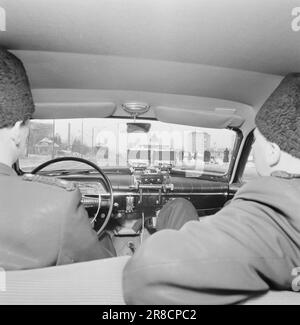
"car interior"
0,0,300,304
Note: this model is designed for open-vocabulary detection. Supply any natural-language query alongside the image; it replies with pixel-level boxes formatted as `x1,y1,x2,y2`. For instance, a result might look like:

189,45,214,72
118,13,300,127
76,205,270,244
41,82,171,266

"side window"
242,148,259,182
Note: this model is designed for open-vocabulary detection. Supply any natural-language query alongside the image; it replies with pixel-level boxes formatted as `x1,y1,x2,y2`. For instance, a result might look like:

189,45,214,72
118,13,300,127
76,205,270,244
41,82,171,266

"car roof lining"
18,49,280,135
2,0,299,75
17,50,283,110
1,0,298,134
32,88,254,130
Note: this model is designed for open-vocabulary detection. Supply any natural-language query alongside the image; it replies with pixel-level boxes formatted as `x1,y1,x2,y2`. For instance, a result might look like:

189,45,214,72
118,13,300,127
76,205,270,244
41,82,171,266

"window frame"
232,129,255,184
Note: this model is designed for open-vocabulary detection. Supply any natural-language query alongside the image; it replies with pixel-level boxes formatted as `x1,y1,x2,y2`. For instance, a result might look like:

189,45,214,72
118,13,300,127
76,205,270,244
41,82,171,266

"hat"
255,73,300,159
0,48,35,128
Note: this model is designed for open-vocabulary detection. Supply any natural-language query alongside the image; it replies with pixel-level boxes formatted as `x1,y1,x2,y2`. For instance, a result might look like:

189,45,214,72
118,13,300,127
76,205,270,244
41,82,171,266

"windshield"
20,118,236,177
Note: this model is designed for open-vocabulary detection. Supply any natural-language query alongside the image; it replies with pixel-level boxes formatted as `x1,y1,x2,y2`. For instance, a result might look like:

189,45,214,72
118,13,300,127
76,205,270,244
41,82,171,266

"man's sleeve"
56,188,115,265
123,199,292,304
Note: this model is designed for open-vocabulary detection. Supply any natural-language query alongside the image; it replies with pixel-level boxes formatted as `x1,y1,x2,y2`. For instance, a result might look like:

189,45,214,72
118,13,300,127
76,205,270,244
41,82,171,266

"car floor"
112,229,151,257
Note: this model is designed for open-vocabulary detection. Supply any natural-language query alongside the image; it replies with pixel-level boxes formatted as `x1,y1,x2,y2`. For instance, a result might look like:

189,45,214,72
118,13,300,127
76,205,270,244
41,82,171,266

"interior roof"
14,50,282,109
1,0,299,74
0,0,299,128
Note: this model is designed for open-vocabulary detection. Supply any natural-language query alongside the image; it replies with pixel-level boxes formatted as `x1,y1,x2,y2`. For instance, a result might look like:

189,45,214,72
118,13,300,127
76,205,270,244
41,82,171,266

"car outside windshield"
20,118,236,177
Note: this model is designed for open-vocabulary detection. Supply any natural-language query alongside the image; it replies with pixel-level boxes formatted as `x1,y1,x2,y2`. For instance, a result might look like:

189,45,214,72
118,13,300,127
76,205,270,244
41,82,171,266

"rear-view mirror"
126,123,151,133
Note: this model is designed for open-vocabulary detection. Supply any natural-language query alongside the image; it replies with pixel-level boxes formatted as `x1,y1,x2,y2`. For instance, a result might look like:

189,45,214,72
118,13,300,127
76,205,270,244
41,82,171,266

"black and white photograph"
0,0,300,308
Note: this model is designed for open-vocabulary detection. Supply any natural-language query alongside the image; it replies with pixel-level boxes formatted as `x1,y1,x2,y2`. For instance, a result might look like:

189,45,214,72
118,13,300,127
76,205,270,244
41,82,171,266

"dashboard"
57,166,230,229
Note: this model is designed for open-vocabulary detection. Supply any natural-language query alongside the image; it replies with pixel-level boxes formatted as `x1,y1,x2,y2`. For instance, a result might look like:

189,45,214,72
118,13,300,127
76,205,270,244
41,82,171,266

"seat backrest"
0,256,130,305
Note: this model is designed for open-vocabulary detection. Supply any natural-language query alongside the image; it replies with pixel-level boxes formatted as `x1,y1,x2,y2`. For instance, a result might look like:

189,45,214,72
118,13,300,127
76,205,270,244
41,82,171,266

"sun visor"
154,106,245,129
34,102,116,119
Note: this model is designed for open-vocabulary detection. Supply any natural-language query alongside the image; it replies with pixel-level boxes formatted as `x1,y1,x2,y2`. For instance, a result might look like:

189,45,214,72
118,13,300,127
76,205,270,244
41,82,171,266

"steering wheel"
31,157,114,236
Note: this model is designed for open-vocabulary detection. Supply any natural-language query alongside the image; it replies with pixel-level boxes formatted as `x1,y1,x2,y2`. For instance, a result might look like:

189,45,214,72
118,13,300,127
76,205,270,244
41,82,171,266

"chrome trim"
98,191,227,197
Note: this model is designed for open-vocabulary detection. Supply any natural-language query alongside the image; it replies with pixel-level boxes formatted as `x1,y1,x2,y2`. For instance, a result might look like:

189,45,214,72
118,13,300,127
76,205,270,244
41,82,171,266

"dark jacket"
123,176,300,304
0,163,114,270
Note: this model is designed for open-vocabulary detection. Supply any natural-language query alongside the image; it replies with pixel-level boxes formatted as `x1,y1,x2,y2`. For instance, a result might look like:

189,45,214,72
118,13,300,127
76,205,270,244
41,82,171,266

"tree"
27,122,52,154
223,148,230,163
72,138,82,154
204,150,211,163
54,133,62,146
71,138,90,155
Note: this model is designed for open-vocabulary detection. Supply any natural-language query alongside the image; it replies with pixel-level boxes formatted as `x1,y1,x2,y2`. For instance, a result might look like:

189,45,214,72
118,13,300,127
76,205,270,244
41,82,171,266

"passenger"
123,73,300,304
0,48,116,270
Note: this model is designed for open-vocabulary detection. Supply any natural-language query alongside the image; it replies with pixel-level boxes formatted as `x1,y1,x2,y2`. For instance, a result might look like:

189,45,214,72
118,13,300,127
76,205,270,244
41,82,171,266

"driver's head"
253,73,300,176
0,48,35,166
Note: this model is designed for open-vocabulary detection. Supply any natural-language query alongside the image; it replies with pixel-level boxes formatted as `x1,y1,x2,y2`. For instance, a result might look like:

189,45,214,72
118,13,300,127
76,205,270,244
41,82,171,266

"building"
187,131,211,159
35,138,59,155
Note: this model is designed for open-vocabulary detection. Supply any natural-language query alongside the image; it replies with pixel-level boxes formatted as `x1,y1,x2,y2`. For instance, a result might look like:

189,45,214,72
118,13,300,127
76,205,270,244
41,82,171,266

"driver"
123,73,300,304
0,48,116,270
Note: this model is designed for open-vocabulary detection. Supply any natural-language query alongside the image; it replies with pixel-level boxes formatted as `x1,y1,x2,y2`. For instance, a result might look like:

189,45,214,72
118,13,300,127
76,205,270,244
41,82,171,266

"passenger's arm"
122,199,292,305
